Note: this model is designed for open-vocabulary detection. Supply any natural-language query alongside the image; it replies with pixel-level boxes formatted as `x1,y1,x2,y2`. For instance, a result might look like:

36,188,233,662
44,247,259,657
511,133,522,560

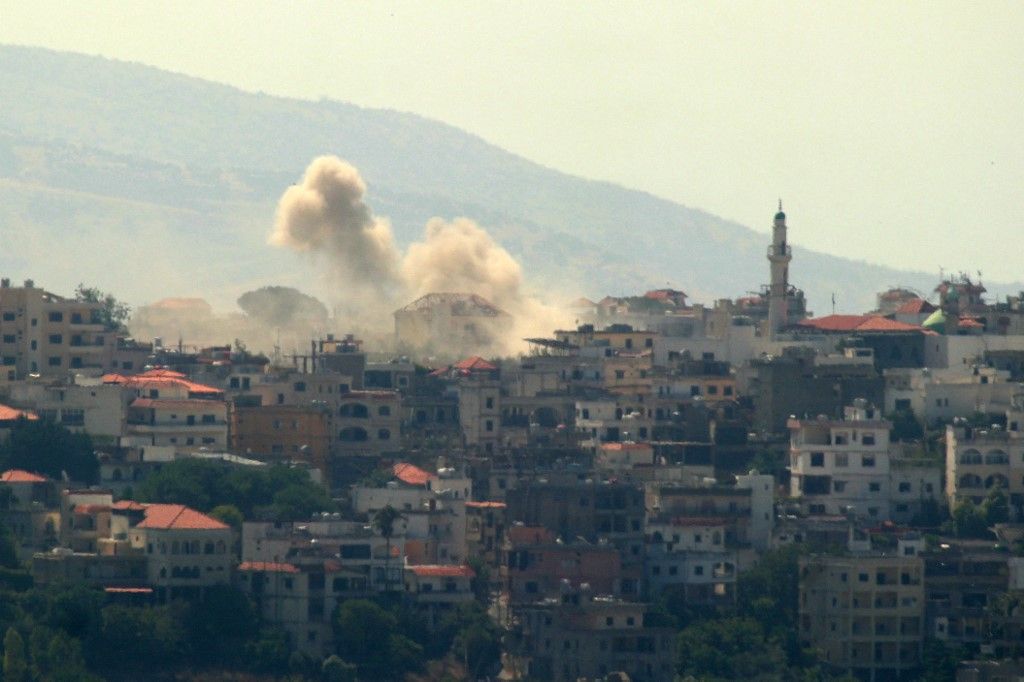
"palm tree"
373,504,404,592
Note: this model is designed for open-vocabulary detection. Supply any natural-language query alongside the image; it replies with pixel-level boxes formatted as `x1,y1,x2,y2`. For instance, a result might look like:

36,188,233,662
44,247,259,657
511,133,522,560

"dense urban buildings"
4,206,1024,681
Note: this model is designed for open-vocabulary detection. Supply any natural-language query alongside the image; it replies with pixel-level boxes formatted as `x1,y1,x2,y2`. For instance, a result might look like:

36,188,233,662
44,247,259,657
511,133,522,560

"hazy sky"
3,2,1023,282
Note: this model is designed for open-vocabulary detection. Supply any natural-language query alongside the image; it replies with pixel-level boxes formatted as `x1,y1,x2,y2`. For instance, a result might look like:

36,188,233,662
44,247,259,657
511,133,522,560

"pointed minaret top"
774,199,786,221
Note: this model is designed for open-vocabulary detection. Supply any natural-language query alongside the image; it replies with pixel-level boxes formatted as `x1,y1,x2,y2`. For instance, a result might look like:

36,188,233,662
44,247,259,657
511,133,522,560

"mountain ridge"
0,44,1014,315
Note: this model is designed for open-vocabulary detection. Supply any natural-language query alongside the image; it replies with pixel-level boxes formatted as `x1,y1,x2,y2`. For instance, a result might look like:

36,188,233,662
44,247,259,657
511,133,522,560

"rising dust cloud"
270,155,570,355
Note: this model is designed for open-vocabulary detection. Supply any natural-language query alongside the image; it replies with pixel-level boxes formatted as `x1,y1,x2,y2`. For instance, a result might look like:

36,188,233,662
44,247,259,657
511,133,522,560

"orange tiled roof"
895,299,936,315
0,469,47,483
392,462,436,486
103,370,222,396
0,404,38,421
111,500,147,511
959,317,985,329
451,356,497,372
407,564,475,578
797,315,922,333
135,504,228,531
465,501,507,509
238,561,300,574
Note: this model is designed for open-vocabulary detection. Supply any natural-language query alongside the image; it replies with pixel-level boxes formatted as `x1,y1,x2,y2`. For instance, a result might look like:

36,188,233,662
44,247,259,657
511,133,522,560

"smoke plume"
270,157,402,295
270,156,571,355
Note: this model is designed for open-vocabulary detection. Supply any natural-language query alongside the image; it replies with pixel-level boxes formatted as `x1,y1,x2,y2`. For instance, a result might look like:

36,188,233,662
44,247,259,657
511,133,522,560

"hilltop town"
3,207,1024,681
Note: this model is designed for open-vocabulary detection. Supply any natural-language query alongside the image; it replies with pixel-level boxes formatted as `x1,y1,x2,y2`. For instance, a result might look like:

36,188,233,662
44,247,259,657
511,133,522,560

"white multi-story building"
789,401,941,521
884,366,1019,426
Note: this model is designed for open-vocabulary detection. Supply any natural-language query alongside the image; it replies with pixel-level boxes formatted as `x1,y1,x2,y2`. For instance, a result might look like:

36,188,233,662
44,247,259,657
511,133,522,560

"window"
869,482,881,492
1,335,13,344
48,334,62,344
645,338,653,348
485,420,494,432
293,381,306,392
378,405,391,416
898,482,911,493
694,566,704,576
724,386,733,396
859,573,869,582
48,312,63,322
833,481,846,492
378,429,391,440
862,455,876,468
1,313,13,322
485,397,494,409
48,356,61,366
863,434,876,445
707,385,718,395
810,452,824,467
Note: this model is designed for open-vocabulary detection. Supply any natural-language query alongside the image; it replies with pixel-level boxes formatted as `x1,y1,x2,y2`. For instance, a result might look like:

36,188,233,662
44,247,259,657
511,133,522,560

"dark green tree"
74,284,131,333
3,627,28,682
676,617,787,679
0,418,97,483
983,487,1010,526
953,500,991,538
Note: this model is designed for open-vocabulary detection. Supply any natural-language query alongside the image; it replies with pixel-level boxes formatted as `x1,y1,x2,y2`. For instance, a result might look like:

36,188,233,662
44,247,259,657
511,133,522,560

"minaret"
767,201,792,336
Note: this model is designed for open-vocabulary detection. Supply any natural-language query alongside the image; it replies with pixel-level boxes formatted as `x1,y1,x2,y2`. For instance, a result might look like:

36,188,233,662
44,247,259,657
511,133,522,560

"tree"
676,617,787,679
888,409,924,441
953,500,991,538
3,627,28,682
74,284,131,333
209,504,244,530
0,418,97,483
373,505,404,592
984,487,1010,526
335,599,400,679
321,655,357,682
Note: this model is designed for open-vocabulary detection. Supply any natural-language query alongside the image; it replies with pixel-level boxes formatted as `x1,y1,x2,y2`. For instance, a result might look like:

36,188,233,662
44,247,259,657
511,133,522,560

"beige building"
6,379,131,440
394,292,512,355
799,545,925,680
128,503,233,601
0,279,116,381
945,396,1024,511
125,397,228,452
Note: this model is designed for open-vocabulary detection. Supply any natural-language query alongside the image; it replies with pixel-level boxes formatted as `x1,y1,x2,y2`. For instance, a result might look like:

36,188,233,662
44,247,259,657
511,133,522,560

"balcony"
767,244,792,258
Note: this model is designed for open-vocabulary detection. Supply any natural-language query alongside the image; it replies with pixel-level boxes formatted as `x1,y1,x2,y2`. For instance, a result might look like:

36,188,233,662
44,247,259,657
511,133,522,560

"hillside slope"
0,45,1000,313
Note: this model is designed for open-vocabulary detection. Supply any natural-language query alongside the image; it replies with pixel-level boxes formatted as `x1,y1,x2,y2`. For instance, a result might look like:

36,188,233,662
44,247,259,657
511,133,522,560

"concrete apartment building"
6,378,131,440
394,292,512,355
0,279,116,381
799,541,926,680
789,401,942,522
230,403,332,475
511,586,675,682
125,397,228,452
885,366,1018,426
946,394,1024,511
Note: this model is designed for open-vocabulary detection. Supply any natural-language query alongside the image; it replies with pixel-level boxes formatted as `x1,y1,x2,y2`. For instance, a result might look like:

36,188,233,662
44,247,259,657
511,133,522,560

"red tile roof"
959,317,984,329
135,504,229,531
0,404,38,422
599,442,652,451
797,315,922,333
238,561,300,574
0,469,47,483
103,370,222,396
111,500,147,511
451,356,497,372
407,564,475,578
465,501,507,509
895,299,936,315
393,462,436,486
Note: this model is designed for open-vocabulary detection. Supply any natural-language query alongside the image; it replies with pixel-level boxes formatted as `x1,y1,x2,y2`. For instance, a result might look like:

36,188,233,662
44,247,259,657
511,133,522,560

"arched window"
959,474,983,489
339,403,370,418
986,473,1009,489
960,450,982,465
986,450,1009,465
339,427,368,442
